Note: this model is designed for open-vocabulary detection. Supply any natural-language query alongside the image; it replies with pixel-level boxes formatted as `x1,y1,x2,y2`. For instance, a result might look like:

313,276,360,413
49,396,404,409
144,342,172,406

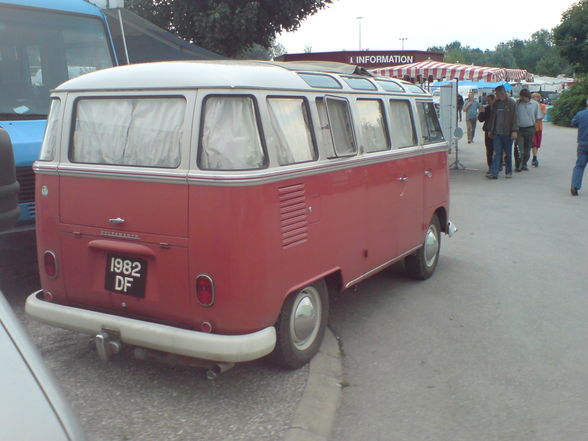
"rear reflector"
195,274,214,307
43,251,58,278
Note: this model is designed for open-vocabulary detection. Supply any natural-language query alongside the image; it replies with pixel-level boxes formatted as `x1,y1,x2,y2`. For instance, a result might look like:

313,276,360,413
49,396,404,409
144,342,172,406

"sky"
277,0,578,54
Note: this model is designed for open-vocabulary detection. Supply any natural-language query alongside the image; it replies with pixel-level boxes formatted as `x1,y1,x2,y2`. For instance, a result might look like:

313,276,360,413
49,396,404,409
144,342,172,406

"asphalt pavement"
2,120,586,441
330,121,588,441
0,232,308,441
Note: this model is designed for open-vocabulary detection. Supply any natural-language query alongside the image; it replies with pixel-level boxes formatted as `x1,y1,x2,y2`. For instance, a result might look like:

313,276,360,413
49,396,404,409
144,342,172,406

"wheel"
405,214,441,280
269,280,329,369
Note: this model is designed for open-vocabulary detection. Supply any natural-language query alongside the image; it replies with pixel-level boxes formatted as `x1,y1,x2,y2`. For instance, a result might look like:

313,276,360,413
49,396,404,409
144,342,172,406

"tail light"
43,251,58,278
195,274,215,307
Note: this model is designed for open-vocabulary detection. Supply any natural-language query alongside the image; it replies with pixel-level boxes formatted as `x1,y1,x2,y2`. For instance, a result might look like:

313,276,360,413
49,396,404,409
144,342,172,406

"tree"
427,31,570,76
235,39,287,60
551,75,588,126
554,0,588,73
126,0,334,58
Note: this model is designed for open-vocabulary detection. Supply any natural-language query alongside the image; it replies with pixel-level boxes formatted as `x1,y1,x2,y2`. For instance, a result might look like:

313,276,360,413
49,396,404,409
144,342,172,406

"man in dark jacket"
570,97,588,195
478,93,495,171
487,86,518,179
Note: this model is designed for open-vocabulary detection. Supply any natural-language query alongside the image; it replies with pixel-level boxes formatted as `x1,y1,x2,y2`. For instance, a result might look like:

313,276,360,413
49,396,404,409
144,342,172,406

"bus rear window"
70,97,185,168
199,96,266,170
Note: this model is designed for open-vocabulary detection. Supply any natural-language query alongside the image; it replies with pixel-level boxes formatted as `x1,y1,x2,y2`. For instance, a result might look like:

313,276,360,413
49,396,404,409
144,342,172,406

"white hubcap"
290,287,321,351
424,225,439,268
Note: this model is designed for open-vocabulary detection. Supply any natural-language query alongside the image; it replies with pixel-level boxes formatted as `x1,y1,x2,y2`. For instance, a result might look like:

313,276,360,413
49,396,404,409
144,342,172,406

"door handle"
424,170,433,177
108,217,125,224
397,176,409,182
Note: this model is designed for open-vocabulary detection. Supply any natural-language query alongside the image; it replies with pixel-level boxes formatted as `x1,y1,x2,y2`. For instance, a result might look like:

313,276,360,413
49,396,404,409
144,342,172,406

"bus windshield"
0,5,113,118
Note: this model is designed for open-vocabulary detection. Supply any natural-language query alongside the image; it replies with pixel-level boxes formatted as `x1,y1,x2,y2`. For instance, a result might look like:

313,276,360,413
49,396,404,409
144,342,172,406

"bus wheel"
405,214,441,280
269,280,328,369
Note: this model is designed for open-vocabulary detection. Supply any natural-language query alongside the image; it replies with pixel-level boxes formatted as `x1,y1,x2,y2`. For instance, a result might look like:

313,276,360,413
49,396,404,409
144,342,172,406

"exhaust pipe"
94,331,121,362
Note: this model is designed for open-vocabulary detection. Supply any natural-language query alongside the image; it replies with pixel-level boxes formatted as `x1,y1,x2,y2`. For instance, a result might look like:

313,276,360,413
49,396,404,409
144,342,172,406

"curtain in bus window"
326,98,356,156
72,98,184,167
39,99,61,161
267,98,315,165
389,100,417,148
125,99,184,166
357,100,389,153
200,96,264,170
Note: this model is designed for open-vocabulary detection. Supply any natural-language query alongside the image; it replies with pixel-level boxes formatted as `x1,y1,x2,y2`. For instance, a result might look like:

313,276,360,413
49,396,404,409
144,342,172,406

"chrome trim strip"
344,245,421,289
187,146,448,187
33,145,448,186
25,290,276,363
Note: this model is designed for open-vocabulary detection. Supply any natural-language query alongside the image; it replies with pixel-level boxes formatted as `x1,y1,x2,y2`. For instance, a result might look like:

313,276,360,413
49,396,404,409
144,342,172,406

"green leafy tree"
235,39,286,60
551,75,588,126
554,0,588,73
126,0,334,57
428,30,570,75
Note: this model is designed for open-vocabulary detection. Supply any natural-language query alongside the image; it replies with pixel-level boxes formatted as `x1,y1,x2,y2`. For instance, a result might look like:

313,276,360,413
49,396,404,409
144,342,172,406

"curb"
283,328,343,441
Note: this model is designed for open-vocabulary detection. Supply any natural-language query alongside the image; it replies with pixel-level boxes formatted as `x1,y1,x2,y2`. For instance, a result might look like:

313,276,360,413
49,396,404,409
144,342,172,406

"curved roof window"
298,73,342,89
375,79,405,92
342,76,377,91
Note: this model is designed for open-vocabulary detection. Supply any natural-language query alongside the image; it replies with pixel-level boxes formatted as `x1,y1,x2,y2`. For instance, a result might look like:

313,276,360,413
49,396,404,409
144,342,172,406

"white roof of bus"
54,60,417,93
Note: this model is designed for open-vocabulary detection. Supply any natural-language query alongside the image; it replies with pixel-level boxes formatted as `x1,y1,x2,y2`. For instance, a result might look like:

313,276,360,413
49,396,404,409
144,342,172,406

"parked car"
0,292,86,440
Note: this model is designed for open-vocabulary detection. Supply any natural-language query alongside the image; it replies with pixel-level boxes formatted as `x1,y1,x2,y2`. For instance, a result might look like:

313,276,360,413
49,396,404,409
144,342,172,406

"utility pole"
357,17,364,51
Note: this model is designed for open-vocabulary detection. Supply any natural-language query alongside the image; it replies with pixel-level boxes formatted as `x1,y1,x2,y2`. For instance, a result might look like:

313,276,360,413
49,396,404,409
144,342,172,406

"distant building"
277,50,444,68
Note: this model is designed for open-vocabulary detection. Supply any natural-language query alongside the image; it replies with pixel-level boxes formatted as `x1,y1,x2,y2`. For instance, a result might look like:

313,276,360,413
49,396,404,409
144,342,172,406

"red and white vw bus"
26,60,455,372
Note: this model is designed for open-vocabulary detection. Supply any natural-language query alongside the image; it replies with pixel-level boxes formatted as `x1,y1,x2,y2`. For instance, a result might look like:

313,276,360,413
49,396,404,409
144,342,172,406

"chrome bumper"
446,220,457,237
26,290,276,363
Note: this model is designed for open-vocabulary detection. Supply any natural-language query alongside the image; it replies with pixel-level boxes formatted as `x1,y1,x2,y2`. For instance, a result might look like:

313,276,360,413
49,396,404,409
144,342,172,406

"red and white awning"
370,61,532,83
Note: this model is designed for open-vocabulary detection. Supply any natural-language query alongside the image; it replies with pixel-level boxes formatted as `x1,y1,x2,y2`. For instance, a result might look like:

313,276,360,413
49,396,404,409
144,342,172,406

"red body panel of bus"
35,148,448,335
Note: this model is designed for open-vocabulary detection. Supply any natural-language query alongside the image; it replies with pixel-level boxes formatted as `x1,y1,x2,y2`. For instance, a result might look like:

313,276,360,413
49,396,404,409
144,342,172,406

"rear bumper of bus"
26,290,276,363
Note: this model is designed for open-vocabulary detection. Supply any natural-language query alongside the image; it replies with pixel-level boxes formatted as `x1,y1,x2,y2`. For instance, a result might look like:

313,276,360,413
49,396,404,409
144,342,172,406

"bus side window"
417,102,445,144
199,95,266,170
324,97,357,157
389,99,417,148
356,99,390,153
267,97,317,165
316,98,336,158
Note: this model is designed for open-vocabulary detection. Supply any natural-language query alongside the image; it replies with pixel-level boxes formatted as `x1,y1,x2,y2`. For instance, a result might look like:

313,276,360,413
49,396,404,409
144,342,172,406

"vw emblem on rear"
41,185,49,197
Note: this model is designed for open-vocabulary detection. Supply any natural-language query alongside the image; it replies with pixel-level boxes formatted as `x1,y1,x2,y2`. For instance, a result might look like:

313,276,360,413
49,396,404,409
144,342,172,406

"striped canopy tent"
370,61,532,83
504,68,534,82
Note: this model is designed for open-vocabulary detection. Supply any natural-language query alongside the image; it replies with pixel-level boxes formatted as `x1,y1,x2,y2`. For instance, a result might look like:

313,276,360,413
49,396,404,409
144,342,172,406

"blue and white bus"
0,0,221,228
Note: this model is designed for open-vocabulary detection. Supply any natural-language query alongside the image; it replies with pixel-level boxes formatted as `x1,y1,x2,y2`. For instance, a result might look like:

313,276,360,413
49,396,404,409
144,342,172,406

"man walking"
514,88,542,171
463,92,480,143
487,85,518,179
478,93,495,172
570,97,588,196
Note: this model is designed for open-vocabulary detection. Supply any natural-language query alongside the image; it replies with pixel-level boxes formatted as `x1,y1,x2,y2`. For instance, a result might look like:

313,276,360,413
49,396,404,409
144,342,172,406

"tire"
405,214,441,280
269,279,329,369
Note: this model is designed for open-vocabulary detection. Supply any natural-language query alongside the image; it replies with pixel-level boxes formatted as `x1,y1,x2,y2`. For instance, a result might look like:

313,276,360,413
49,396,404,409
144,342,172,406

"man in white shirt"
514,88,542,171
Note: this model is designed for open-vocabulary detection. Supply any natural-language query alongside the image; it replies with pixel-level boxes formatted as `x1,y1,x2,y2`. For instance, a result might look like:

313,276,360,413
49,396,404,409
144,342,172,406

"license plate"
104,254,147,298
